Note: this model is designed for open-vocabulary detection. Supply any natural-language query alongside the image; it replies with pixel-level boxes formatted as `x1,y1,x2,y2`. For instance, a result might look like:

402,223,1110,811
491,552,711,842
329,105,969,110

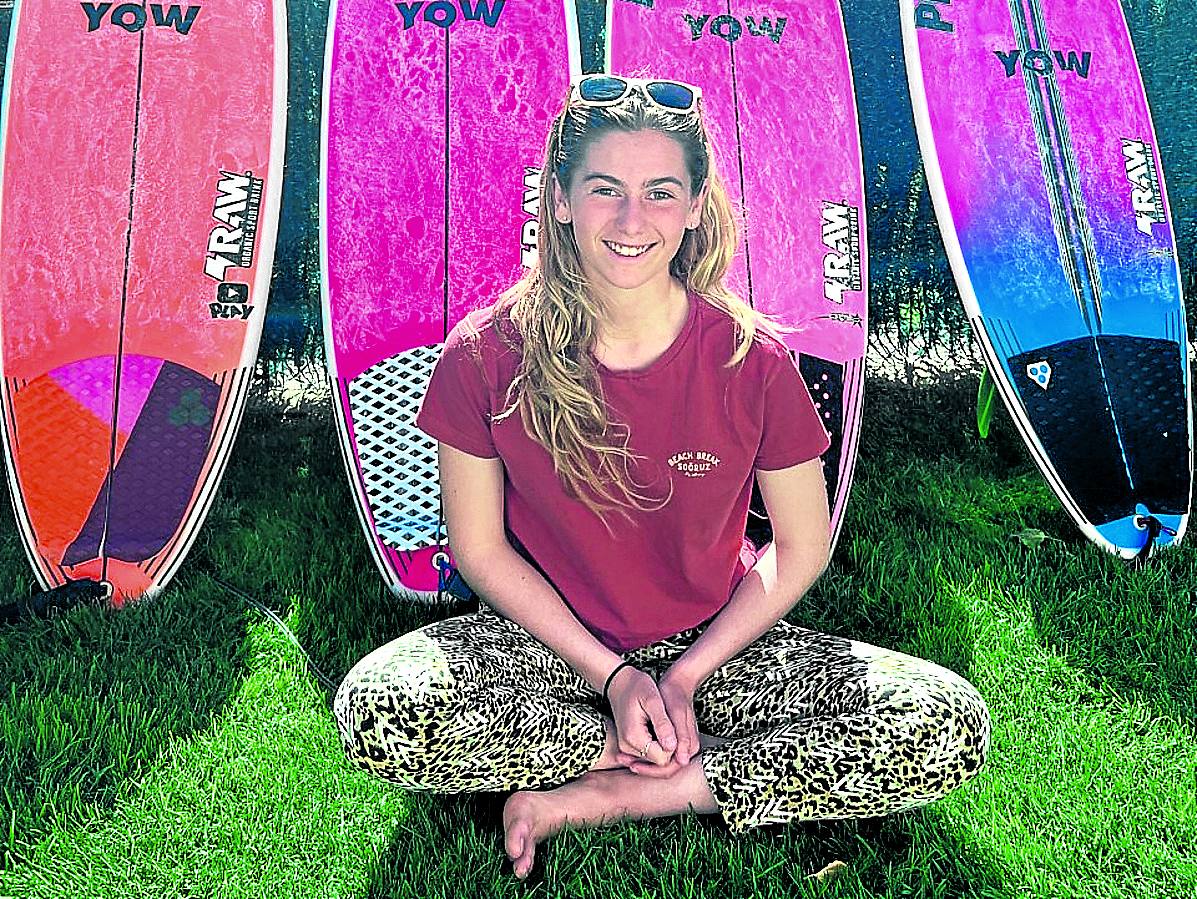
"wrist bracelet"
602,660,635,704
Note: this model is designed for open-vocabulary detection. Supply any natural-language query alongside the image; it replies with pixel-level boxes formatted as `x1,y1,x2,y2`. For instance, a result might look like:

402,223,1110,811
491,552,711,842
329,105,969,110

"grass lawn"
0,375,1194,898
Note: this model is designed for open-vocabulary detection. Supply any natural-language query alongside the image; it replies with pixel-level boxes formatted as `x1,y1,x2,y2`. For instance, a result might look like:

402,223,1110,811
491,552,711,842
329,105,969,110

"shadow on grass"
361,791,1013,898
789,379,1015,686
0,579,251,869
852,377,1197,730
0,395,347,868
198,401,469,704
1024,541,1197,727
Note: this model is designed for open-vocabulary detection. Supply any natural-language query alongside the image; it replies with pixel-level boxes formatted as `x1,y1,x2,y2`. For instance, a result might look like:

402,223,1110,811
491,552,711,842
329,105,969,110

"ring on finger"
639,740,653,758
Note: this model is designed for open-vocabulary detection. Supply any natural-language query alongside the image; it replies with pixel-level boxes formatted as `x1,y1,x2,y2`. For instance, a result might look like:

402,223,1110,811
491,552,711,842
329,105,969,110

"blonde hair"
489,86,788,527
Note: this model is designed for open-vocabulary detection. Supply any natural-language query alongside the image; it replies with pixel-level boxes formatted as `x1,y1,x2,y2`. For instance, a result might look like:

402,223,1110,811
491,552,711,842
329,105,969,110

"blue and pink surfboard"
903,0,1191,557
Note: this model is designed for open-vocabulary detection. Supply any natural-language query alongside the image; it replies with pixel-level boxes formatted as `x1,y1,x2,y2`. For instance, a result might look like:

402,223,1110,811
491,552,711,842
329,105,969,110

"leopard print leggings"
334,605,990,834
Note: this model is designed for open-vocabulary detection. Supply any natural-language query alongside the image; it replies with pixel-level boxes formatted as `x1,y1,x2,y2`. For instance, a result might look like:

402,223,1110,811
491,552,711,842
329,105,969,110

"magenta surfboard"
0,1,288,601
608,0,869,550
322,0,580,596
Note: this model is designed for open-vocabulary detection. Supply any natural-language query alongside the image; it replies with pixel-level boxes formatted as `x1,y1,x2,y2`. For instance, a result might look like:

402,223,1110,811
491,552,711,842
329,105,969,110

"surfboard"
902,0,1191,557
0,0,288,601
322,0,580,597
607,0,869,552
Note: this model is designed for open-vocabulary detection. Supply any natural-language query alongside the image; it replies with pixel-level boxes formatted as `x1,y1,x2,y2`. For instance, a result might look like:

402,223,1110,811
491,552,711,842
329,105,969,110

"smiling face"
552,129,707,302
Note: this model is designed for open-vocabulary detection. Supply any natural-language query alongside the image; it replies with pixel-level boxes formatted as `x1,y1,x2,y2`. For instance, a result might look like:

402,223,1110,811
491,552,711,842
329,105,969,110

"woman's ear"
552,175,572,224
686,180,709,230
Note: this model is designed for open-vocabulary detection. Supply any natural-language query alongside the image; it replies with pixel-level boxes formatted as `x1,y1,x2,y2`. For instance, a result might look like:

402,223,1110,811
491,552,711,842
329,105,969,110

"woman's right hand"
606,666,678,768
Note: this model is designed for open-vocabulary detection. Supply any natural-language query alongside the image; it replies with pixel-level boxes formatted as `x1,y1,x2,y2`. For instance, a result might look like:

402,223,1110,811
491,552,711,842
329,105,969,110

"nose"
615,196,649,235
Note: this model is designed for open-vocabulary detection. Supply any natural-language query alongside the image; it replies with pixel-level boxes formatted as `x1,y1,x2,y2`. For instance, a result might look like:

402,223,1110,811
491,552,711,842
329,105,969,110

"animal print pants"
333,604,991,834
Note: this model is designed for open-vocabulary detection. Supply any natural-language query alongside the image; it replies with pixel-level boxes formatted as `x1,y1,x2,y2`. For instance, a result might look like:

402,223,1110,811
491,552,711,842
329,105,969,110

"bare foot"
502,759,719,880
502,789,570,880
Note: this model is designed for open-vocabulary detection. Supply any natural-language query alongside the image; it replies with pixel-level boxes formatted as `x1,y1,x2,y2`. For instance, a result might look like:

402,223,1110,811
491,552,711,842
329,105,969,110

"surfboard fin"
977,368,996,439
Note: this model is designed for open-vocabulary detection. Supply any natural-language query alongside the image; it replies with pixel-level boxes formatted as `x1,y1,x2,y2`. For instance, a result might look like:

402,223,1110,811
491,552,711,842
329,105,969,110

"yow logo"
82,3,201,36
683,12,786,45
394,0,505,30
996,49,1093,80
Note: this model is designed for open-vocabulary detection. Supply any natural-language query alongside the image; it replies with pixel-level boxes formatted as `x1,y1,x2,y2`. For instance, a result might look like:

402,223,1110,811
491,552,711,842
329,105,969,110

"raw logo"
82,3,201,36
203,170,263,308
821,202,861,304
520,167,541,269
1122,139,1166,236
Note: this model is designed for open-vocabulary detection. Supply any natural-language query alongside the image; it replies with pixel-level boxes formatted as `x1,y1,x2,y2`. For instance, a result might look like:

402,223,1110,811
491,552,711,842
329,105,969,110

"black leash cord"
1133,515,1177,566
201,573,340,695
0,573,340,695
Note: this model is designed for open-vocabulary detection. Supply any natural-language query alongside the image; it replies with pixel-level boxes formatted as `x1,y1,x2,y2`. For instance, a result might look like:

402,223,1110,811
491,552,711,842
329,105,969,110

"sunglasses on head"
569,74,702,114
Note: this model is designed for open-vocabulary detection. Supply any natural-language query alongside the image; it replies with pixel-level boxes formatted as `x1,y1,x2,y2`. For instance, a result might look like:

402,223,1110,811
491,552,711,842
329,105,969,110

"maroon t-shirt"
415,291,831,651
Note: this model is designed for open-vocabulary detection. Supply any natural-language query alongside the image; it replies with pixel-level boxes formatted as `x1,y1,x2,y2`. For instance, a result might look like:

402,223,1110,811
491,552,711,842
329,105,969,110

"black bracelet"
602,660,636,704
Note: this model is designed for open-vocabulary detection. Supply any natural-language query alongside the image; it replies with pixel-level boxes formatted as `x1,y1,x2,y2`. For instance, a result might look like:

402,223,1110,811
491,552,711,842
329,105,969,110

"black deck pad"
747,355,846,547
1009,335,1188,526
1097,335,1189,516
798,354,845,510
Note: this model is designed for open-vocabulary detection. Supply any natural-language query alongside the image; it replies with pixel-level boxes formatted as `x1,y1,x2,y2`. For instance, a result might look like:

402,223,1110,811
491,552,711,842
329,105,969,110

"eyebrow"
582,173,686,190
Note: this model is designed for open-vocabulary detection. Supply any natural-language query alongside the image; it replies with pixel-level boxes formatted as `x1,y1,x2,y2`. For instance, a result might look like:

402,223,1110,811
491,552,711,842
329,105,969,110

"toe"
504,823,525,863
517,838,538,880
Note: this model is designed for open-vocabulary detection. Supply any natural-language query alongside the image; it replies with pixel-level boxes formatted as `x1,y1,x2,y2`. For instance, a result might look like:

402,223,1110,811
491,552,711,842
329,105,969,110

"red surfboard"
0,1,288,601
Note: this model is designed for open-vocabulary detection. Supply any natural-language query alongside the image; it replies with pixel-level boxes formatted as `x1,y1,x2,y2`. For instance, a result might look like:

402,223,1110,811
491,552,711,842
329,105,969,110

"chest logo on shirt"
668,449,722,479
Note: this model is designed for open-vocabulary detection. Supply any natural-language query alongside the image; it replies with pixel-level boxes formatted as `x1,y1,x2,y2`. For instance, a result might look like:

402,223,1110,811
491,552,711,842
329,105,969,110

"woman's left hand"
616,667,700,777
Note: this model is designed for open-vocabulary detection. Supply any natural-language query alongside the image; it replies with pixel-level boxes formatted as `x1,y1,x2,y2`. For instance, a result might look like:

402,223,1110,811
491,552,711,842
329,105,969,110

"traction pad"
346,345,442,552
1009,334,1188,525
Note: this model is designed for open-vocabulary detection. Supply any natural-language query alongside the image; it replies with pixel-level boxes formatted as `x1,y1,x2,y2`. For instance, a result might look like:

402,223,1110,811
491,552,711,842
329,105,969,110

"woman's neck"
593,278,688,345
591,279,690,370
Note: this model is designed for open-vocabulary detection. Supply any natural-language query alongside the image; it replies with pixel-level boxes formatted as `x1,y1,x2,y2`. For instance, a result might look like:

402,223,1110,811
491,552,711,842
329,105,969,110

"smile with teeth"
604,240,656,258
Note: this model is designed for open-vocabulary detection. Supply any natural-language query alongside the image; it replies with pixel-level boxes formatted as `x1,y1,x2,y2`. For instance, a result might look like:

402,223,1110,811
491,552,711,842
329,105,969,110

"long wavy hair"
486,83,787,527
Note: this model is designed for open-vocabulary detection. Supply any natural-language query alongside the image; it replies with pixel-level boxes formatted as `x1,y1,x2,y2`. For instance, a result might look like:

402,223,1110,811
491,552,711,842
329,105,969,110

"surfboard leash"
0,579,112,625
1132,515,1177,566
199,571,341,696
433,554,476,603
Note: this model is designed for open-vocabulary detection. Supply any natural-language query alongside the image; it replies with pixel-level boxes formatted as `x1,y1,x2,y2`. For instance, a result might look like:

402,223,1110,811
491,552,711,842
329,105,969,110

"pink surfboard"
0,1,288,601
609,0,869,550
322,0,580,597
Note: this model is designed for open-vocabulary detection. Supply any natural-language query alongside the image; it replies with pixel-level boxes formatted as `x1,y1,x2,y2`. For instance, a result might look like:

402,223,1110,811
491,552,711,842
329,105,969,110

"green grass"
0,378,1194,898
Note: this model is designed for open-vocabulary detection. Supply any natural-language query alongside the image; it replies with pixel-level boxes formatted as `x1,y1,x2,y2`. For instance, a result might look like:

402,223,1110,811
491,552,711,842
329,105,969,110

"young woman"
334,76,990,881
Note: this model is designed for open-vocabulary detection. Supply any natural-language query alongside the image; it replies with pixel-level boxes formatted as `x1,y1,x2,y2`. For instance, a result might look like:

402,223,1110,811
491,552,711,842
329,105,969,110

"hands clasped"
605,663,702,778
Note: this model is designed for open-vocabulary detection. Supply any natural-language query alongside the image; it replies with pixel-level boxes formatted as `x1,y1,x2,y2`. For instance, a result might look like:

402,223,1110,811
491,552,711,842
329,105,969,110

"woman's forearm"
456,542,624,692
666,540,829,691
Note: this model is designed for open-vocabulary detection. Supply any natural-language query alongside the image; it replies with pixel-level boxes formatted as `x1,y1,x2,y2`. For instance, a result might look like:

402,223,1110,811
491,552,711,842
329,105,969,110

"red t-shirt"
415,291,831,651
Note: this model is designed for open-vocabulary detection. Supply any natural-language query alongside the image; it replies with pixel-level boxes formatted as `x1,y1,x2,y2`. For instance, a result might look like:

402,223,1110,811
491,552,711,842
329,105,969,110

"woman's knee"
872,659,992,795
333,630,466,789
861,655,991,799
